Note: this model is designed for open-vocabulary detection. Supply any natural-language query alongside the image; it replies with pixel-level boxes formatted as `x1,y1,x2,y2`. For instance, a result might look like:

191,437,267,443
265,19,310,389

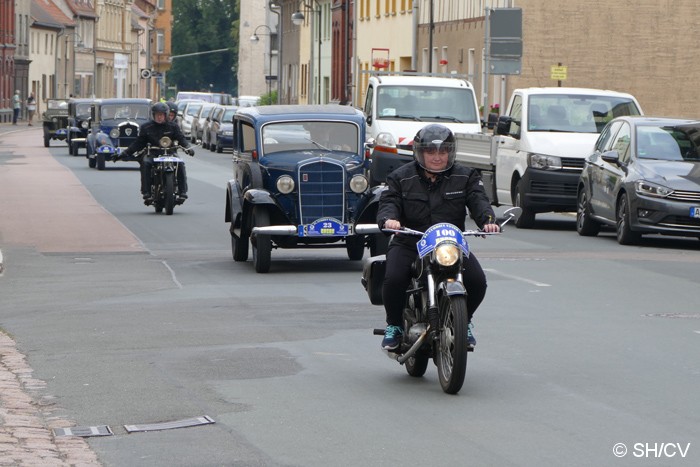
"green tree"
169,0,239,96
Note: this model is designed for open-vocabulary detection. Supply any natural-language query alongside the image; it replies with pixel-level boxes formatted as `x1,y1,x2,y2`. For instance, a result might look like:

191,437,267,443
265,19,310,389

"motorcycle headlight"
159,136,173,148
529,153,562,170
276,175,295,194
433,243,460,267
635,180,673,198
81,121,89,129
349,174,368,193
109,128,119,139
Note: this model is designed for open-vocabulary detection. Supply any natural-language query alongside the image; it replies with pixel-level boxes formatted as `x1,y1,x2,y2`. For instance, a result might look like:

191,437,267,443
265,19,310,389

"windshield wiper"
424,115,464,123
379,114,422,121
303,137,331,151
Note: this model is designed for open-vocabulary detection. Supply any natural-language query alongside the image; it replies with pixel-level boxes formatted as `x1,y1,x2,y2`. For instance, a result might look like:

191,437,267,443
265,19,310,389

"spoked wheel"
252,206,272,273
346,235,365,260
435,295,468,394
513,179,536,228
164,172,176,215
576,189,600,236
616,193,641,245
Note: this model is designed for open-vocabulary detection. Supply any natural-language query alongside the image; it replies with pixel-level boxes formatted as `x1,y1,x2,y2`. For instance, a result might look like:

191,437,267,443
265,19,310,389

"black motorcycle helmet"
413,124,456,173
151,102,169,122
166,101,178,118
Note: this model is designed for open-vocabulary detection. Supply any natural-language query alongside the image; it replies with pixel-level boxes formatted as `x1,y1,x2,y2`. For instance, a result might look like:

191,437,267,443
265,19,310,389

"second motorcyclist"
119,102,194,203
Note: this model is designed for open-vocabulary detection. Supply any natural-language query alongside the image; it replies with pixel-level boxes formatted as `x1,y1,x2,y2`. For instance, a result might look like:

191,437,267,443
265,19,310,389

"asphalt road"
1,130,699,466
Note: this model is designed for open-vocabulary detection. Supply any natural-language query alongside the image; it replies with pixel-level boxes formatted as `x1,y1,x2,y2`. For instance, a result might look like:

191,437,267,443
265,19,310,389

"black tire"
232,231,249,262
513,179,536,228
88,156,96,169
164,172,176,215
210,141,216,152
369,233,389,256
71,142,79,157
346,236,365,261
252,206,272,273
96,153,105,171
44,136,50,147
576,189,600,236
435,295,468,395
216,144,223,154
616,193,641,245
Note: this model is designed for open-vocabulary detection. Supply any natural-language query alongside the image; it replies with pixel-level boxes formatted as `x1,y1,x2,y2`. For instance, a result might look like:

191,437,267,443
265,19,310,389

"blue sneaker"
467,322,476,349
381,325,403,350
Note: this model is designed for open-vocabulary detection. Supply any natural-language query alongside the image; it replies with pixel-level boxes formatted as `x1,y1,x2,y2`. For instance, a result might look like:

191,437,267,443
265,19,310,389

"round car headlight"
349,174,368,194
434,243,460,267
276,175,295,194
52,117,58,123
81,121,89,129
109,128,119,138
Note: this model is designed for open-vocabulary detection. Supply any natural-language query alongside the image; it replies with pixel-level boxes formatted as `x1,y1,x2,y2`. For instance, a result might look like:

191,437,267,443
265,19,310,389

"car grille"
667,190,700,202
298,160,345,224
560,157,585,172
657,215,700,230
118,123,139,147
530,181,578,196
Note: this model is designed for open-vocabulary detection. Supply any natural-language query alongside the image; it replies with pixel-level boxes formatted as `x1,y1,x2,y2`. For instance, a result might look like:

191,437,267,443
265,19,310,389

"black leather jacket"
377,162,496,247
124,120,190,157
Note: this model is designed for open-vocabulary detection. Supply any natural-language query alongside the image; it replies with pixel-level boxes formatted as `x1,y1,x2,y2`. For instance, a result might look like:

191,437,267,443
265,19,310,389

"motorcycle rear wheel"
436,294,468,394
164,172,176,215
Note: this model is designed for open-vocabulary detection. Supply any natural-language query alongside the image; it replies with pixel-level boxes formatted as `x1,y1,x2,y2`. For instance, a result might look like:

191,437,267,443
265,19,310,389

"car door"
587,121,622,217
598,121,631,220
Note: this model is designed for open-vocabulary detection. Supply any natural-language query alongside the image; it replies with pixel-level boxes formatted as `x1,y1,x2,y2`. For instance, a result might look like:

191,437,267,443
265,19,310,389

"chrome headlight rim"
109,128,119,139
433,242,460,267
276,175,295,194
159,136,173,148
349,174,369,194
80,121,89,129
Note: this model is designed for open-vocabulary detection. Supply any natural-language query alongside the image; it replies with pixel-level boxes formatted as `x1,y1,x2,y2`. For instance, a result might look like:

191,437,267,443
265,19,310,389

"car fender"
225,179,243,227
356,184,387,224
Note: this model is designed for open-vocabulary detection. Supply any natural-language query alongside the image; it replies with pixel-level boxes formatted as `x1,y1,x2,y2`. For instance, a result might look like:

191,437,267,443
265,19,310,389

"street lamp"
64,32,83,98
250,25,274,99
291,1,322,104
268,1,282,104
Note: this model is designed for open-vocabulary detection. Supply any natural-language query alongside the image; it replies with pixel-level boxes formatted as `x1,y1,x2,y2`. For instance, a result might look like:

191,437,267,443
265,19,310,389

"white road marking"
484,268,551,287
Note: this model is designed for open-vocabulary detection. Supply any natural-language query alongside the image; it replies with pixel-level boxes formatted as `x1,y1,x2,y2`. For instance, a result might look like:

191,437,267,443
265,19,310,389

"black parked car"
41,99,70,147
577,116,700,244
86,98,151,170
66,98,98,156
225,105,387,273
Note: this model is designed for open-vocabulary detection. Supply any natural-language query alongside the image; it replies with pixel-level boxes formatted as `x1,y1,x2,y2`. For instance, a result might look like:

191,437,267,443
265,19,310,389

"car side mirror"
601,150,621,164
495,115,517,137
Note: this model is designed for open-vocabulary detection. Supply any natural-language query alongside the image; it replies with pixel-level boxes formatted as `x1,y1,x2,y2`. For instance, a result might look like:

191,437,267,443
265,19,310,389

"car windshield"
528,95,642,133
100,104,149,120
47,100,69,109
636,124,700,161
186,104,203,116
262,121,359,154
201,106,215,118
376,86,479,124
76,103,92,117
222,109,237,122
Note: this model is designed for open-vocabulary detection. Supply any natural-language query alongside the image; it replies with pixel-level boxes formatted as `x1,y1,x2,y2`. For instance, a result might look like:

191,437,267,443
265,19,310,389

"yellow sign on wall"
551,66,568,80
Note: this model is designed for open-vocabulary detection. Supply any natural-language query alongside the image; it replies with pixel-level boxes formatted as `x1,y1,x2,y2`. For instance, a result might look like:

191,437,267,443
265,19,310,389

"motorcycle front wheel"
164,172,176,215
436,294,468,394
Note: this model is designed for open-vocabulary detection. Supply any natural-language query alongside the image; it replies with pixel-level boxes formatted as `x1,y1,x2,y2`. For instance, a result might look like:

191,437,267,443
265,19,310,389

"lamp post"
291,1,322,104
268,1,282,104
250,25,274,99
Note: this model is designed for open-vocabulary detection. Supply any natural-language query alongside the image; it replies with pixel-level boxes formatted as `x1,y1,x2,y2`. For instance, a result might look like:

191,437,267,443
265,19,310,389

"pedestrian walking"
12,90,21,125
26,92,36,126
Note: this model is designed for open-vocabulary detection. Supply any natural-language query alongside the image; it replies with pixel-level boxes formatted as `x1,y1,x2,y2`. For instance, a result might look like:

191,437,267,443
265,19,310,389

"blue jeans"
12,108,20,124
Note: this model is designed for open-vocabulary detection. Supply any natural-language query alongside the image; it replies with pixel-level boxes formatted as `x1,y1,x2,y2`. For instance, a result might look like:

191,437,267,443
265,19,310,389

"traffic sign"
551,65,567,80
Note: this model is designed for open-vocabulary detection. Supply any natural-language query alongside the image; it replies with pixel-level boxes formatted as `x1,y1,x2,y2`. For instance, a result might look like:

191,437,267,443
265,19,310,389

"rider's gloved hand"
482,223,501,233
185,147,195,156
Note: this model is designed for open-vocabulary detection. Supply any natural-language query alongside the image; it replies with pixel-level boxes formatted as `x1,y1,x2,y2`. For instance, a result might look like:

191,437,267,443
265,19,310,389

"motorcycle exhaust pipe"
397,329,428,365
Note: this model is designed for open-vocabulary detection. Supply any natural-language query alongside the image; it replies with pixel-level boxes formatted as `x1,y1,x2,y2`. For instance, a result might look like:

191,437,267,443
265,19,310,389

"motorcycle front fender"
438,280,466,297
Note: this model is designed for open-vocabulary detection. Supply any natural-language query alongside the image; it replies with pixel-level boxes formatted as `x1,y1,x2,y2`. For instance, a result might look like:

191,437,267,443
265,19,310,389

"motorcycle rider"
119,102,194,203
166,101,179,124
376,124,500,350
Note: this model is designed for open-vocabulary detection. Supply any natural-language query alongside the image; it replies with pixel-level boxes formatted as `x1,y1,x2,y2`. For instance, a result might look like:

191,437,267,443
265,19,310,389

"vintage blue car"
225,105,388,273
86,98,152,170
66,98,98,157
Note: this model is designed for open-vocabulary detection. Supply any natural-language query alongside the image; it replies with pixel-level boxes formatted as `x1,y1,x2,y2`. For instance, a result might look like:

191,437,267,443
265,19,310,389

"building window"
157,0,165,9
156,31,165,54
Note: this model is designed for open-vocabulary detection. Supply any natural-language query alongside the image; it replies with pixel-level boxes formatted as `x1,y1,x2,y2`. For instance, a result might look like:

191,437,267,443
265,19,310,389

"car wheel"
576,189,600,236
513,179,536,228
252,206,272,273
44,136,50,148
88,156,96,169
210,141,216,152
346,236,365,261
616,193,641,245
96,153,105,171
216,144,223,154
232,230,249,262
71,142,79,157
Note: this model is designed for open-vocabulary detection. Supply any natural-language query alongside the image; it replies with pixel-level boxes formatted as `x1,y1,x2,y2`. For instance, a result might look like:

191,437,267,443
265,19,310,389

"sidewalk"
0,124,112,466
